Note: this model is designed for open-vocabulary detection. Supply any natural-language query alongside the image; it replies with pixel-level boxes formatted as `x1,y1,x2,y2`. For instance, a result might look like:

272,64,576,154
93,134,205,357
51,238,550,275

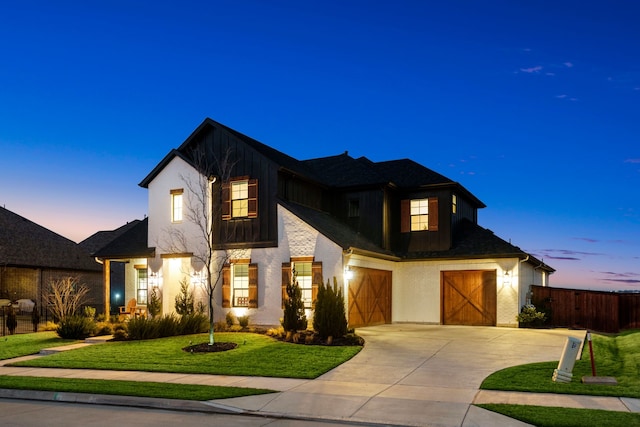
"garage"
441,270,497,326
348,266,392,328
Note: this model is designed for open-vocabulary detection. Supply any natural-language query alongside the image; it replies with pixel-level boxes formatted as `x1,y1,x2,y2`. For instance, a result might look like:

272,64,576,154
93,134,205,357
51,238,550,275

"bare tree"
48,276,90,321
163,146,246,345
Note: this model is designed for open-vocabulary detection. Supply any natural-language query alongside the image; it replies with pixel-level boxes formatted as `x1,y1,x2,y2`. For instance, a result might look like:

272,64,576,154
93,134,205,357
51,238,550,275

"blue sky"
1,1,639,290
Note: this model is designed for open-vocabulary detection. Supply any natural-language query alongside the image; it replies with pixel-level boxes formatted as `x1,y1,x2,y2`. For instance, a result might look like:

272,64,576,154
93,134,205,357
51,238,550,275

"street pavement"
0,324,636,426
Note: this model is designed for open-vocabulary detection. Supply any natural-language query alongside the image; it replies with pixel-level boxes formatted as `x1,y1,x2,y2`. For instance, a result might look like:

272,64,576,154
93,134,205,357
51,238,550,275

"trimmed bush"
313,277,348,340
56,315,96,339
125,313,208,340
283,279,307,332
178,313,209,335
174,278,194,316
238,315,250,328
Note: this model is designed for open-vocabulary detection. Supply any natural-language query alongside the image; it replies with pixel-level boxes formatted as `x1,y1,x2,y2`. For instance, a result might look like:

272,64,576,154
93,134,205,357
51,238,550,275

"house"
0,206,103,314
99,118,553,327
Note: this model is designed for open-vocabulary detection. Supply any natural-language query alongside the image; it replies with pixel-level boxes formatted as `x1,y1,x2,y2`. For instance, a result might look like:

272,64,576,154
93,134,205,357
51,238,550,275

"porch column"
104,259,111,316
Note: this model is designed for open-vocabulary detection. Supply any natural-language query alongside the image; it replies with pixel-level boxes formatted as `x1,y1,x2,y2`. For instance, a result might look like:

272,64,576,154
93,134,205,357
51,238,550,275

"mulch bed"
182,342,238,353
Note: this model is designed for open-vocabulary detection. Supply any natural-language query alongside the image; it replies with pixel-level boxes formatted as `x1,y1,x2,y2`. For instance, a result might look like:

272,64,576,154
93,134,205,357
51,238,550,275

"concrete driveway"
222,324,586,426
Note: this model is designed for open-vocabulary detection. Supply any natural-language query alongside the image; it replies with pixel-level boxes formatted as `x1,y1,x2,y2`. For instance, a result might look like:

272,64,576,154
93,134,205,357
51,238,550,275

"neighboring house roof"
92,218,154,259
79,220,143,255
0,206,101,272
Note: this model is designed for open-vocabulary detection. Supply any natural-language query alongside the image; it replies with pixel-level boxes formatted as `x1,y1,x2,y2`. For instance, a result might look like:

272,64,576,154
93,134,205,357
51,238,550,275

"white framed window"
293,261,313,308
232,263,249,307
136,267,148,305
171,189,183,222
410,198,429,231
231,180,249,218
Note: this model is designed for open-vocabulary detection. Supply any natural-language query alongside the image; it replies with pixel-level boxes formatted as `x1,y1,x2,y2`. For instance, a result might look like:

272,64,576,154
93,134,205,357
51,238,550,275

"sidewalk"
0,325,637,427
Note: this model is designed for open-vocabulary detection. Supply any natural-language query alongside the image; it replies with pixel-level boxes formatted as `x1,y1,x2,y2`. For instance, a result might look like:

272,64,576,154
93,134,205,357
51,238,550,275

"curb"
0,388,244,414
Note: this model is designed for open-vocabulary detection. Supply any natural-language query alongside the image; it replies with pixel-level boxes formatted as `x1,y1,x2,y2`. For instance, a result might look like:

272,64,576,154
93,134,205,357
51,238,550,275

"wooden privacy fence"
531,285,640,333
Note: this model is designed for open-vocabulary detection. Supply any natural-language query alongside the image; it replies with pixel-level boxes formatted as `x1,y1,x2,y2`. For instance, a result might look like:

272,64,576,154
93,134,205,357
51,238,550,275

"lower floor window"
136,268,148,304
294,261,313,309
232,263,249,307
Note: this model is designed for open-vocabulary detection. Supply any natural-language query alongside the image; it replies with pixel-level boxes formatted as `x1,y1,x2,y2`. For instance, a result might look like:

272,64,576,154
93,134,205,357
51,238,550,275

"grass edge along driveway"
1,331,361,400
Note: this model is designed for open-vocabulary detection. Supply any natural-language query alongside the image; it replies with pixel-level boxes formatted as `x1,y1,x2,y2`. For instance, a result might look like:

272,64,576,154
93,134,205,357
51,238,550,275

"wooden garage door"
348,267,392,328
442,270,496,326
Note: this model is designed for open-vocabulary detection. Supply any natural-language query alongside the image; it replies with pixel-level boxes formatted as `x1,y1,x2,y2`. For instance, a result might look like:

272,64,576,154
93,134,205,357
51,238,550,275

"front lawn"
9,332,362,379
478,404,640,427
479,330,640,426
481,329,640,398
0,332,77,360
0,375,273,401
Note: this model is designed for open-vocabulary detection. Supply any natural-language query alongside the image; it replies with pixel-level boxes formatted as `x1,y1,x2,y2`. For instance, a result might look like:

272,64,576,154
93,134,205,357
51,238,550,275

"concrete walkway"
0,324,636,426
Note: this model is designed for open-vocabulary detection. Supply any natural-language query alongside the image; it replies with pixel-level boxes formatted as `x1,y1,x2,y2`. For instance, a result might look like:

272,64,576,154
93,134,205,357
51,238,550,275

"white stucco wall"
234,204,344,325
147,156,206,260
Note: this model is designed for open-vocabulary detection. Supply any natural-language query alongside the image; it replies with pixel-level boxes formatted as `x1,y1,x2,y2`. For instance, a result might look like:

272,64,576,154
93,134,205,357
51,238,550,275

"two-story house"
97,118,553,327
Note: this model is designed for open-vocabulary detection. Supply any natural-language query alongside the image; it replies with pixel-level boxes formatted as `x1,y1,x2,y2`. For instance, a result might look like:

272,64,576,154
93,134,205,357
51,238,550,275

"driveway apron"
221,324,585,426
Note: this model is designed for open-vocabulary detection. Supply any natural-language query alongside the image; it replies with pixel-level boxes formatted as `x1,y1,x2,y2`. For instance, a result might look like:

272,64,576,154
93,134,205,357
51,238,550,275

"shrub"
283,279,307,332
516,304,547,327
56,315,96,339
83,306,96,319
178,313,209,335
47,276,90,321
313,277,348,340
95,322,113,336
112,324,128,341
225,311,237,327
126,316,159,340
174,278,194,316
238,315,250,328
147,288,162,318
42,321,58,331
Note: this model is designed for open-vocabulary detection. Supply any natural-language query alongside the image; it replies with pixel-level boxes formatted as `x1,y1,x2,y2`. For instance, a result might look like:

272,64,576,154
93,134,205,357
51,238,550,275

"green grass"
9,332,362,379
0,375,273,400
481,330,640,398
478,404,640,427
0,332,78,360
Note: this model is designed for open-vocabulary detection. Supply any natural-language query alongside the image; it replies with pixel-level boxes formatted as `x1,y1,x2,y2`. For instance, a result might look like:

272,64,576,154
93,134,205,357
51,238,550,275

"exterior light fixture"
344,266,354,280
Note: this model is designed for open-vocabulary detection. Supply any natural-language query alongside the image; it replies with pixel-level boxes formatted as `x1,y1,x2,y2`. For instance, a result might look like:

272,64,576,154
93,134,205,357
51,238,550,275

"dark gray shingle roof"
0,206,101,272
92,218,154,259
79,220,143,255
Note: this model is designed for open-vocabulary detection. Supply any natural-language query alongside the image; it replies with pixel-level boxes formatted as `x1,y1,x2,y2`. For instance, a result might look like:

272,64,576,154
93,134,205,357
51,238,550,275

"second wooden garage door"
348,266,392,328
442,270,496,326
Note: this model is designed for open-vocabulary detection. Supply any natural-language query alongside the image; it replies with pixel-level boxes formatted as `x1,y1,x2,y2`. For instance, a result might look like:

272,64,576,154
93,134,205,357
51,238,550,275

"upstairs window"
401,197,438,232
452,194,457,214
170,189,183,222
232,180,249,217
410,199,430,231
222,178,258,220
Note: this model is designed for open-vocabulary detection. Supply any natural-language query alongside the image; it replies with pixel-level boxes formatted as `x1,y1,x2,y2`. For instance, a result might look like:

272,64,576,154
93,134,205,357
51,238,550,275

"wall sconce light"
344,266,354,280
503,270,511,287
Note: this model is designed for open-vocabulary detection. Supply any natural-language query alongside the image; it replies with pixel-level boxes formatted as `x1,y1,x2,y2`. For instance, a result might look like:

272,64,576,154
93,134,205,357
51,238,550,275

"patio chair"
119,298,138,320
